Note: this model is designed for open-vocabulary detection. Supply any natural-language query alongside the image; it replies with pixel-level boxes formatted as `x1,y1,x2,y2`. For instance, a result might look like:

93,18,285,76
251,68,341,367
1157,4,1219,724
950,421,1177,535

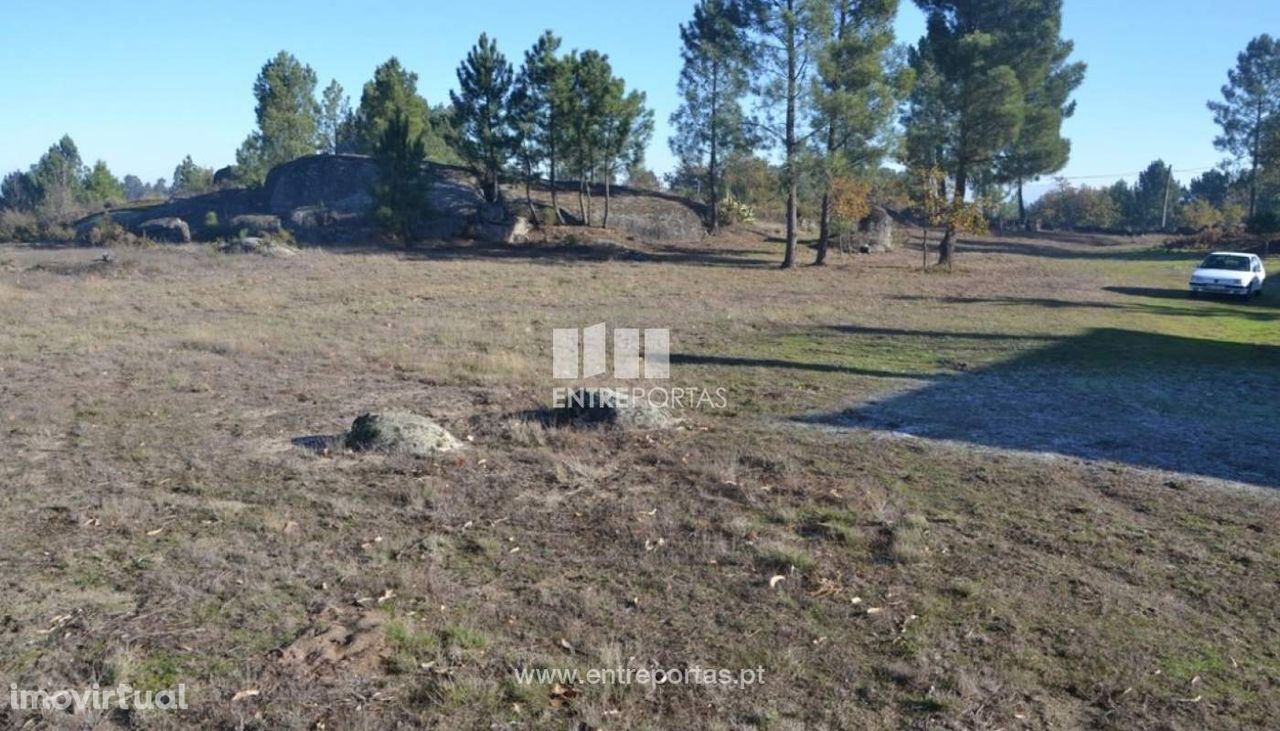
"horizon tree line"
8,7,1280,257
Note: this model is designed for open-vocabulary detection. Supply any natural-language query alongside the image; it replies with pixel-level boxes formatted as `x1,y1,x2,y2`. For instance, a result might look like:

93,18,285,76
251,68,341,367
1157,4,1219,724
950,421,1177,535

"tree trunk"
549,147,561,225
524,160,540,226
1249,102,1263,221
780,0,798,270
603,174,611,229
815,192,832,265
814,4,844,267
578,176,586,226
708,61,720,234
1017,179,1027,228
938,167,966,267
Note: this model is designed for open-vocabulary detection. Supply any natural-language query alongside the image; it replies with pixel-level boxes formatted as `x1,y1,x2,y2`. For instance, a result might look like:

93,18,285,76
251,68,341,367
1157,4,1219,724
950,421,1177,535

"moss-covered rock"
344,412,462,456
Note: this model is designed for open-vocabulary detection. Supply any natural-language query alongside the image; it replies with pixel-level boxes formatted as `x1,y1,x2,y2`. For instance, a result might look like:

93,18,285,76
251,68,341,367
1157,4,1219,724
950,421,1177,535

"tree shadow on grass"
892,293,1280,322
957,237,1200,262
380,240,774,269
799,328,1280,488
670,352,939,380
1105,285,1280,310
828,324,1054,342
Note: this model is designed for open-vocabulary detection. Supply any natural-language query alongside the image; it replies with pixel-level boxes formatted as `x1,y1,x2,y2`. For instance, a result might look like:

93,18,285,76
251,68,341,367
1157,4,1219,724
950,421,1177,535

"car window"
1201,255,1250,271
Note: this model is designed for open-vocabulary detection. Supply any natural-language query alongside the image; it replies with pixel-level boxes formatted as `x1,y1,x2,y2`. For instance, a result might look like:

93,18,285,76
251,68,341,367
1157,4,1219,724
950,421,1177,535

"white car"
1189,252,1266,299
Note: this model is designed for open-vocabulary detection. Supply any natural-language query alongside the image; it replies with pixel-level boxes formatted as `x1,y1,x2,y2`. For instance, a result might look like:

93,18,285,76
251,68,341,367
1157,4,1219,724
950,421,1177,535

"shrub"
0,209,40,242
1247,210,1280,235
83,215,142,247
41,223,76,244
203,210,221,237
719,193,755,225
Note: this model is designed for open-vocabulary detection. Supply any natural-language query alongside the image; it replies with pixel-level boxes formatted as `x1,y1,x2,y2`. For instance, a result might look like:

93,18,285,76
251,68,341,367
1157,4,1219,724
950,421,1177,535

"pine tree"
172,155,214,197
234,51,321,185
83,160,125,204
1208,34,1280,221
811,0,905,265
509,72,542,223
905,0,1079,265
564,50,615,226
998,33,1086,227
320,79,351,154
1,170,39,211
353,58,433,155
744,0,822,268
514,32,569,223
450,34,515,203
670,0,753,234
372,113,432,245
599,87,654,228
30,135,87,220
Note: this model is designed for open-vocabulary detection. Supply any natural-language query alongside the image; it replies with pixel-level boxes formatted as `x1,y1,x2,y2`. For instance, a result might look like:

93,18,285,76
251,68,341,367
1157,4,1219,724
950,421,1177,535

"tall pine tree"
998,32,1086,226
234,51,322,185
670,0,753,233
811,0,905,265
905,0,1079,265
450,34,516,203
1209,35,1280,221
745,0,822,268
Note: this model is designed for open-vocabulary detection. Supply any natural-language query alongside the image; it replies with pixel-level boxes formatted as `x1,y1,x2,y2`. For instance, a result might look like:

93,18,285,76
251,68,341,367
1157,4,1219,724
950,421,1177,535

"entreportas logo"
550,323,726,411
553,323,669,380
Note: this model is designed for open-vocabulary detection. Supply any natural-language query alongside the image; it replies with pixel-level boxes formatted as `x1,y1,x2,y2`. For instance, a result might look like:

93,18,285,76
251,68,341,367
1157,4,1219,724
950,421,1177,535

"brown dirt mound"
275,606,390,682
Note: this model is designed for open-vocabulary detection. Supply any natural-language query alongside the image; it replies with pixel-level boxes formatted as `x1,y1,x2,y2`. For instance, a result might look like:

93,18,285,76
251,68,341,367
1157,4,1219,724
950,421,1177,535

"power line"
1047,165,1217,182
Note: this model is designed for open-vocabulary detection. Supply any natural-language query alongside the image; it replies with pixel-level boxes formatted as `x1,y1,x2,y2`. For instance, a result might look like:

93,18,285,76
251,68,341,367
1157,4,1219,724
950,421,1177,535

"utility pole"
1160,164,1174,230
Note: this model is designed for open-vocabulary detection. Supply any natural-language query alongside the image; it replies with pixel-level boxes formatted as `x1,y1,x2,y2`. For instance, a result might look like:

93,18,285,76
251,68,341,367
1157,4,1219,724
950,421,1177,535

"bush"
0,209,40,242
719,194,755,225
1246,211,1280,235
41,223,75,244
83,215,143,247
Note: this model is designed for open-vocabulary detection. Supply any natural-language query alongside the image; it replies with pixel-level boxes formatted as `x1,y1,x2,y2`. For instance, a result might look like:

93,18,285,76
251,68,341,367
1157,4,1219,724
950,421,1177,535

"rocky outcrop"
510,183,707,242
139,217,191,243
213,165,237,188
263,154,378,221
74,155,707,247
229,214,283,236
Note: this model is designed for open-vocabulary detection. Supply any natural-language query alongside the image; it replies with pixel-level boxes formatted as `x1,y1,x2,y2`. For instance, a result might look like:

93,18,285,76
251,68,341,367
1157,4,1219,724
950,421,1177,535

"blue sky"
1,0,1277,198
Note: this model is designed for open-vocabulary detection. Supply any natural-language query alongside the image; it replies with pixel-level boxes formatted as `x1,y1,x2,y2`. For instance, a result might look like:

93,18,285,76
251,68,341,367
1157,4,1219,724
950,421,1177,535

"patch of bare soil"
274,606,390,682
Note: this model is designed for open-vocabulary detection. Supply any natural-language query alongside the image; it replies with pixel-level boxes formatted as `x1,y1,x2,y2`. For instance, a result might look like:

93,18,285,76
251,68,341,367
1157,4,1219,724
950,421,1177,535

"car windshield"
1199,255,1250,271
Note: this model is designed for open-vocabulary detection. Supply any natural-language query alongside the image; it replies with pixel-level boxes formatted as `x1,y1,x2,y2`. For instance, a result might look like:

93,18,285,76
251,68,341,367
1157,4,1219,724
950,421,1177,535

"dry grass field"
1,228,1278,729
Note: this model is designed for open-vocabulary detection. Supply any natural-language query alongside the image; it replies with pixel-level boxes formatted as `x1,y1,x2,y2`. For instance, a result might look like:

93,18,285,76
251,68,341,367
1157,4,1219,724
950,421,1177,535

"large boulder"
213,166,238,188
858,207,894,253
344,412,463,456
552,388,676,430
219,236,297,257
467,216,532,244
229,214,283,236
263,154,379,220
139,217,191,243
605,209,705,242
